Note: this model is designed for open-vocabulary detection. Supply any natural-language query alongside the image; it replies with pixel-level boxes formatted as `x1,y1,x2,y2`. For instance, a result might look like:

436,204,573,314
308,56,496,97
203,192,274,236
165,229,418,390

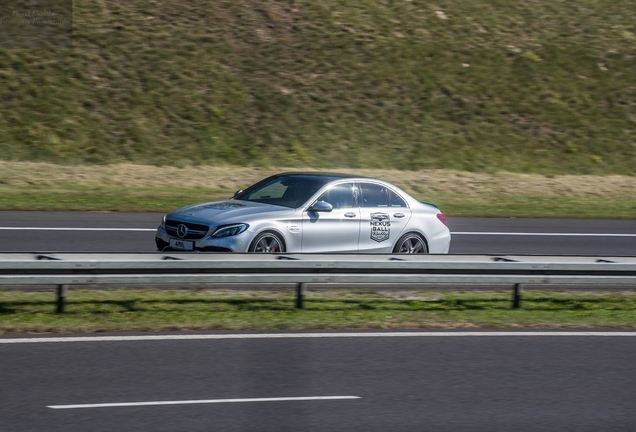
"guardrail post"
296,283,307,309
56,285,67,314
512,284,522,309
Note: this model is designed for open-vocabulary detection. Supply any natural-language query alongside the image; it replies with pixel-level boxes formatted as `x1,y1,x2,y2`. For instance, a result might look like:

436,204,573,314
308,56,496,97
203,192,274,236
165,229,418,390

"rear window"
359,183,407,208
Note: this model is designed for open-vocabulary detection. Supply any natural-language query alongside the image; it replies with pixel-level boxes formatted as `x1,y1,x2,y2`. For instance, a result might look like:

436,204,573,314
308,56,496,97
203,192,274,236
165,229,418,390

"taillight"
436,213,448,227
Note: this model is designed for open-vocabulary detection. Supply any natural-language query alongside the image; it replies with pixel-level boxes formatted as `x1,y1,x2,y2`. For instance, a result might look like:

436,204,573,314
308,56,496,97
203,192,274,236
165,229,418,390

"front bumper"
155,226,251,252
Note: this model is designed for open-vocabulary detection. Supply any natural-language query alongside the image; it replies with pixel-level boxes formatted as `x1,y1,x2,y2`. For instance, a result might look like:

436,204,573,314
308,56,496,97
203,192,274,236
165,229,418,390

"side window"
388,189,407,208
359,183,389,208
316,183,354,210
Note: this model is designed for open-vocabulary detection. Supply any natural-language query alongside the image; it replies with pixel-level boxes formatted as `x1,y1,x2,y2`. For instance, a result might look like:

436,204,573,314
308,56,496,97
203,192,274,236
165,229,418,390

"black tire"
393,233,428,254
249,231,286,253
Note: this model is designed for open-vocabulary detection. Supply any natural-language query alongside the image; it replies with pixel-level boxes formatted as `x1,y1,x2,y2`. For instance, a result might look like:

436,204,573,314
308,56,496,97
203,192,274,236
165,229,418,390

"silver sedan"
155,172,451,253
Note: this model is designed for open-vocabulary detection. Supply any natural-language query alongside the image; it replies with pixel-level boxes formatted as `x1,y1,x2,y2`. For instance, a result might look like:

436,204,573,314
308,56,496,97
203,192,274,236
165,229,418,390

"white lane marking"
451,231,636,237
0,227,155,232
2,332,636,344
1,227,635,237
2,227,635,236
453,232,636,237
48,396,361,410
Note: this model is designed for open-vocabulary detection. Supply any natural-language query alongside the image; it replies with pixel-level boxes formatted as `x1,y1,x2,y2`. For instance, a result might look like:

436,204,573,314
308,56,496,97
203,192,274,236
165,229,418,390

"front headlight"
159,215,167,230
212,223,249,238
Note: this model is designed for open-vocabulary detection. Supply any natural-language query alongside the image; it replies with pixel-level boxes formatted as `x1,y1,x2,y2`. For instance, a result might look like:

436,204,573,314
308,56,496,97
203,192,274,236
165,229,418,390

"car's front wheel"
393,233,428,254
249,231,285,253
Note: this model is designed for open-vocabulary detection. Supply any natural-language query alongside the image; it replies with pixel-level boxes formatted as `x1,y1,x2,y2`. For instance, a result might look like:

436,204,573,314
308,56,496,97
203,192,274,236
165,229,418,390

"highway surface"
0,211,635,254
1,213,635,431
2,332,636,432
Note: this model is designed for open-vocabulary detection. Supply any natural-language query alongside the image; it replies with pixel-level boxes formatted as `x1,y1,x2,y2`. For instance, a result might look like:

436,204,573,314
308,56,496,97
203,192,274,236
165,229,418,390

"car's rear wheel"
249,231,285,253
393,233,428,254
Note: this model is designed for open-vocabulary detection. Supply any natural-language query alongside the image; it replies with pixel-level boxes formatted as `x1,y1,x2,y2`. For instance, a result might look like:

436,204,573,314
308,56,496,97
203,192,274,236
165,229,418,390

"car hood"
166,200,295,224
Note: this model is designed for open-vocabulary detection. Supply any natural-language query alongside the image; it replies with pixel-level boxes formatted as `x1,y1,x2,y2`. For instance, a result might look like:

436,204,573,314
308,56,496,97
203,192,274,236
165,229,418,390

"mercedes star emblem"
177,224,188,238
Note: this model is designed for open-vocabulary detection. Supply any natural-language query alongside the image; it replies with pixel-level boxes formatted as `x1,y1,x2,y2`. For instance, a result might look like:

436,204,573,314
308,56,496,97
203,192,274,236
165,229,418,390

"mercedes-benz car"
155,172,451,253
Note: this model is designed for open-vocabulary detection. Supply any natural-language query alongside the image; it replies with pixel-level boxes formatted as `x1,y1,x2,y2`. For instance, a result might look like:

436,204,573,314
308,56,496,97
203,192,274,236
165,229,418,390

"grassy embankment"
2,0,636,172
0,1,635,218
2,289,636,334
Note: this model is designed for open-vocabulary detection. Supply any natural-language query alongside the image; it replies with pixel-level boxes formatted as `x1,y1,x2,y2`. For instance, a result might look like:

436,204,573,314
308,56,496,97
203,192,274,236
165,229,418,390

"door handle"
344,212,357,218
393,213,405,218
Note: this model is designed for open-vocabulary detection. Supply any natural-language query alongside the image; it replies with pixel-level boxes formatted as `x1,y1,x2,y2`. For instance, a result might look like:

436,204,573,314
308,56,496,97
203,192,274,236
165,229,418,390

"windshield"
234,175,338,208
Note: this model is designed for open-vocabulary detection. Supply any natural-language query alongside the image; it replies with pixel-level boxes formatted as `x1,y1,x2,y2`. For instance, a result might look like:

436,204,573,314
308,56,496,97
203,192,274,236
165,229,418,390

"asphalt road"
0,211,635,254
1,212,635,431
1,332,635,432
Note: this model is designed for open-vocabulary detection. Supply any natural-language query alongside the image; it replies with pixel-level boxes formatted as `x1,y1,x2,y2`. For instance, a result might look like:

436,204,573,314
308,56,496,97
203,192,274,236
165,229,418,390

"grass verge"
2,289,636,334
1,162,635,217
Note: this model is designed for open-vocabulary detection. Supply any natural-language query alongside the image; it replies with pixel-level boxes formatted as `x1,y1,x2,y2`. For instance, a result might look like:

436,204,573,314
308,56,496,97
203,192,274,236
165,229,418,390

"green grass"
1,163,634,217
431,195,636,219
1,0,635,174
1,184,634,218
2,289,636,334
0,185,231,212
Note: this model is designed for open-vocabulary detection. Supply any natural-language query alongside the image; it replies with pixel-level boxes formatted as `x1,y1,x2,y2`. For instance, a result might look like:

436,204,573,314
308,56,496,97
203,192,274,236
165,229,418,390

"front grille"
165,220,210,240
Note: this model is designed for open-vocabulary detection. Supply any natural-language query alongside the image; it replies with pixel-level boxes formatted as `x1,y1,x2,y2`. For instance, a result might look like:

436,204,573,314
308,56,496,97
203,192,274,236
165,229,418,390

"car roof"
276,172,369,180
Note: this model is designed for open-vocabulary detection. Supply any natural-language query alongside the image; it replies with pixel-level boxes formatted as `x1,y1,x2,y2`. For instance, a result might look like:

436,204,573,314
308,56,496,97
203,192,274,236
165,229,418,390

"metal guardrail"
1,253,635,312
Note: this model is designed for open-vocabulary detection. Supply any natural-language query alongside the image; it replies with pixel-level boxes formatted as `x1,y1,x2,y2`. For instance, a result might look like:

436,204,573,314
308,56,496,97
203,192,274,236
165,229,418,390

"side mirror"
309,201,333,213
232,190,243,198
